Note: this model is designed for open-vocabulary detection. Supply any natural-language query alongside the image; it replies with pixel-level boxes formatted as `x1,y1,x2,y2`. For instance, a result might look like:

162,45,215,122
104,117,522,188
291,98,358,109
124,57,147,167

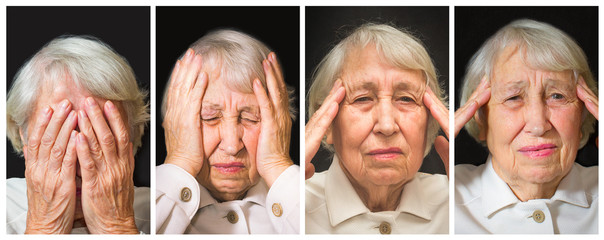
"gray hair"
161,29,296,120
308,23,447,156
460,19,597,148
7,36,149,155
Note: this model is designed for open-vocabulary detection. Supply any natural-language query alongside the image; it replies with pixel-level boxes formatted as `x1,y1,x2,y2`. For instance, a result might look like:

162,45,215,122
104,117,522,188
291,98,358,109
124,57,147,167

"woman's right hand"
454,76,491,137
24,100,78,234
305,80,346,179
163,49,209,177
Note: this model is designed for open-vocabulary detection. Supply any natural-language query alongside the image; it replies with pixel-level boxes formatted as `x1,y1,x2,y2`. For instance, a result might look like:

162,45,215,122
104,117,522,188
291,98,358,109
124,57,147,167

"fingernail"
68,110,75,120
175,60,181,70
270,52,276,62
71,130,76,139
60,99,70,110
79,110,87,119
43,106,52,116
106,100,115,110
86,97,95,107
186,49,193,57
78,132,86,142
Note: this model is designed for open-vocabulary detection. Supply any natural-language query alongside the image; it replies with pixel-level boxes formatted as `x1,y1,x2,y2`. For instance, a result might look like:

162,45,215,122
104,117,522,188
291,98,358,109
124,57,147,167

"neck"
491,160,564,202
340,162,406,212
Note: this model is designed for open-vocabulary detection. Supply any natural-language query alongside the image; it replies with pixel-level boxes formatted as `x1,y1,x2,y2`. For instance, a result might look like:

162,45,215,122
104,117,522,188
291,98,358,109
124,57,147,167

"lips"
518,144,557,158
211,162,246,174
367,147,403,160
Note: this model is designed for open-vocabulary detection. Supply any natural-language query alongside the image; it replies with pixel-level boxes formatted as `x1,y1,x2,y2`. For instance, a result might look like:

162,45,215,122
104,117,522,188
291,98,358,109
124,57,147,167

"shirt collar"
481,156,590,217
481,156,521,217
198,179,268,209
324,156,433,226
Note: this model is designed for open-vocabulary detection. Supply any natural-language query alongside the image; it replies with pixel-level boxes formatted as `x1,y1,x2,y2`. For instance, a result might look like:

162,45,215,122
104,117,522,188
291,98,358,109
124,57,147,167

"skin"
307,44,451,212
486,46,583,201
164,49,292,202
23,76,138,234
454,45,599,202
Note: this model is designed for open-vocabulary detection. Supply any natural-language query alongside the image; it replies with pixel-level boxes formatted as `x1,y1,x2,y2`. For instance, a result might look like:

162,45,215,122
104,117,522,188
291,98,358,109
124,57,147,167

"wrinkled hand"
304,80,345,179
75,98,138,234
576,76,598,147
252,52,294,187
422,87,450,176
24,100,78,234
454,76,491,137
163,49,209,177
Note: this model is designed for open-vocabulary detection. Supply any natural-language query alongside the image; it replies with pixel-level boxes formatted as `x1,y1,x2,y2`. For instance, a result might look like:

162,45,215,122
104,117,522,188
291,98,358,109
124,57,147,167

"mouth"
367,147,403,160
211,162,246,174
518,144,557,158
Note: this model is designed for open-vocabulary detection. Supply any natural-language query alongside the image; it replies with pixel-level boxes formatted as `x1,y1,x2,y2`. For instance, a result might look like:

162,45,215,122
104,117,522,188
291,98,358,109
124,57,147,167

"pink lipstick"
367,147,403,160
212,162,245,174
518,144,557,158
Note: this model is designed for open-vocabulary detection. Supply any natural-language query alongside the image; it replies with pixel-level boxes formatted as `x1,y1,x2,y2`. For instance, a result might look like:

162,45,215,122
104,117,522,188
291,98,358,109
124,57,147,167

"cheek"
396,108,428,151
242,126,260,159
333,105,374,147
550,106,583,143
202,125,221,158
486,106,523,144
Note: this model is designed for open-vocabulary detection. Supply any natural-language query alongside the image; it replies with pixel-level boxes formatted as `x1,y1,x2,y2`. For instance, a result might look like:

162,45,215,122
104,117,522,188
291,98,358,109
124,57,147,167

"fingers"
76,132,97,181
577,76,599,120
26,106,53,165
305,80,346,165
190,72,209,117
83,97,117,164
61,130,78,180
423,87,450,138
263,56,284,109
454,76,491,136
38,100,73,163
78,110,103,164
434,136,449,177
253,78,274,123
48,110,78,170
305,162,315,180
103,100,130,160
268,52,286,95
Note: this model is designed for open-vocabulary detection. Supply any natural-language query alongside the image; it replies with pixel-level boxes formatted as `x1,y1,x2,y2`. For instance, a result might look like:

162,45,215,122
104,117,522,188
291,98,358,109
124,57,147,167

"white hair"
460,19,597,148
161,29,296,120
7,35,149,155
308,23,447,156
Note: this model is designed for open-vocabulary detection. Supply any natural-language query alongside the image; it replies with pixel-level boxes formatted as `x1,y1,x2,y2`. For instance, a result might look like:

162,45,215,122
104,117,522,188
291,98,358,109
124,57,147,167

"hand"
454,76,491,137
422,87,449,176
304,79,345,179
75,98,138,234
576,76,598,147
252,52,294,187
24,100,78,234
163,49,209,177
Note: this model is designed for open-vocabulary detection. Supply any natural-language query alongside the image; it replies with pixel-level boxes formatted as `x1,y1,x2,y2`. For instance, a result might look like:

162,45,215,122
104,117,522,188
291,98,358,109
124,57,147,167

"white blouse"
455,156,598,234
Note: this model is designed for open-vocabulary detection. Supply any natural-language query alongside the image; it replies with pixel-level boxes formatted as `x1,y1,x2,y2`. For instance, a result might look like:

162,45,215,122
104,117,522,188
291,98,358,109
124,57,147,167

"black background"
454,7,598,167
155,7,301,167
6,7,151,187
306,7,449,174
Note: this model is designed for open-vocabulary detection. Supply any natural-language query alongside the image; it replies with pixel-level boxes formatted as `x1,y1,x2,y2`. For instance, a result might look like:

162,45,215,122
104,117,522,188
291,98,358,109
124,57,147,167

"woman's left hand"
577,76,598,146
253,52,294,188
75,97,138,234
423,87,449,176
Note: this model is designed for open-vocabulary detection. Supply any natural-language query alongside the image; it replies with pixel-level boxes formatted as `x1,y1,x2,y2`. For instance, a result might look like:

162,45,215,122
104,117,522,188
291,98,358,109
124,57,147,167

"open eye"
505,95,521,102
550,93,565,100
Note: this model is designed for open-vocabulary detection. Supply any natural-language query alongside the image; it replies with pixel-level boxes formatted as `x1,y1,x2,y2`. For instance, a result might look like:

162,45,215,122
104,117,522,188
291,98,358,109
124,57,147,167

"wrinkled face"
484,46,583,186
197,65,261,200
329,45,428,188
25,76,129,221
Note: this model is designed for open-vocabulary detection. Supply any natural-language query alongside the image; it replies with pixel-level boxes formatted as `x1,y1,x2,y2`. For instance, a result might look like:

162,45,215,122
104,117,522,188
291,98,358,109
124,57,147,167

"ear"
19,128,28,160
475,108,488,141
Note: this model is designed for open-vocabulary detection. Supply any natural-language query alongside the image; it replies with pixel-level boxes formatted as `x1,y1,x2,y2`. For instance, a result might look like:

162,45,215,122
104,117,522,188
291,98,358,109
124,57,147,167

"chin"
521,166,563,184
366,168,409,186
212,178,253,194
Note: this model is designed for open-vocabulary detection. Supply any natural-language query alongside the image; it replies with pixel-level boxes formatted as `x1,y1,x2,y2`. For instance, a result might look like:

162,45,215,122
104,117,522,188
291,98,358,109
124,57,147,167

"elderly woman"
454,19,598,234
6,36,150,234
305,24,449,234
156,30,299,234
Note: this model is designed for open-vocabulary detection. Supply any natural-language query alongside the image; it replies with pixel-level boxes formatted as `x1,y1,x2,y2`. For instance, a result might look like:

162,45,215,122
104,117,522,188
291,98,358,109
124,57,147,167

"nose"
218,118,244,155
372,98,399,136
523,98,552,136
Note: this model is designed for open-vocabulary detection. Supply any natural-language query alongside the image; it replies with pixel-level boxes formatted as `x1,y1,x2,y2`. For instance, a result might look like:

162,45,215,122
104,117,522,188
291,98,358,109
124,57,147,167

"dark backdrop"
155,7,301,167
306,7,449,174
6,6,151,187
454,6,598,167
